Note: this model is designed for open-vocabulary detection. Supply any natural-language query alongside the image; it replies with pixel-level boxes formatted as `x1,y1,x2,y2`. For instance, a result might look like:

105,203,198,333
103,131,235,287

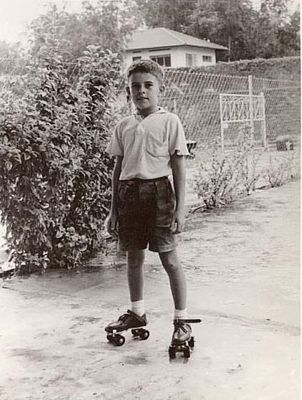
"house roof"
125,27,228,52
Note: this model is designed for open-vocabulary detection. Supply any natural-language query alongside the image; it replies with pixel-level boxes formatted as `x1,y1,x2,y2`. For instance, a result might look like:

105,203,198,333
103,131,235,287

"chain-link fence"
116,68,300,150
161,69,300,149
0,57,300,150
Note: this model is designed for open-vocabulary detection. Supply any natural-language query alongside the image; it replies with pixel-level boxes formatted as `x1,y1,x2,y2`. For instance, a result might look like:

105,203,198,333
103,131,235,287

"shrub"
194,150,240,210
263,149,300,188
234,128,262,195
0,46,120,273
193,127,261,211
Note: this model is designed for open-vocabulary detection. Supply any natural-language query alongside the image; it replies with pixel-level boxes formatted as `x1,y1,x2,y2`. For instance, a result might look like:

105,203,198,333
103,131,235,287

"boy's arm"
107,155,123,234
171,153,186,233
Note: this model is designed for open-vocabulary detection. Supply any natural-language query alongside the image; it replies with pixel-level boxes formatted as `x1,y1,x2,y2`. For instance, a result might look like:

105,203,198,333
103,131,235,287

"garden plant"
0,45,120,274
192,126,299,213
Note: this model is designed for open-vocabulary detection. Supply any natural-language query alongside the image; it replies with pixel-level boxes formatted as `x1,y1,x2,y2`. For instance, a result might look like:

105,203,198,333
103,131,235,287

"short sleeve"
106,123,123,156
168,115,190,156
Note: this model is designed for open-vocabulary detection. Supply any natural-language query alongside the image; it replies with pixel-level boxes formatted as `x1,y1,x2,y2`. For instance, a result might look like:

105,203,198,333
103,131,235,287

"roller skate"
168,318,201,359
105,310,149,346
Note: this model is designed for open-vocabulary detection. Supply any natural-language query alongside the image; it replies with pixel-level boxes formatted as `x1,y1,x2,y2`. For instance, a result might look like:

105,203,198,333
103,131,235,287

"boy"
105,59,194,347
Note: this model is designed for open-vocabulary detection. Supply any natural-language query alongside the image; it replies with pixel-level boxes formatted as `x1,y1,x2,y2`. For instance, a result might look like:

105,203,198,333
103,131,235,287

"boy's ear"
160,84,165,93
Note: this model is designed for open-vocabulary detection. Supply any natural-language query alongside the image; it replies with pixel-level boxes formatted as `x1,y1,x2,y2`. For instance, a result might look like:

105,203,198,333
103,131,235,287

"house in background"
124,27,228,69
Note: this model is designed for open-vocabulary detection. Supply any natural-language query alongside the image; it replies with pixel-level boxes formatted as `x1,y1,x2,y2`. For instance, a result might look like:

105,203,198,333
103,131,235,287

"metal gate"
219,83,266,151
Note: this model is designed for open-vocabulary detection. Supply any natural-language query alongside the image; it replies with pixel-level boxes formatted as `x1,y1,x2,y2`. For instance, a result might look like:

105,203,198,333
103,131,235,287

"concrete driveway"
0,181,300,400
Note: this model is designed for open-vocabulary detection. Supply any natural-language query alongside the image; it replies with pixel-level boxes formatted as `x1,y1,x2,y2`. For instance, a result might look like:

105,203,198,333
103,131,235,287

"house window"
186,53,197,67
203,55,212,62
150,54,171,67
132,56,142,61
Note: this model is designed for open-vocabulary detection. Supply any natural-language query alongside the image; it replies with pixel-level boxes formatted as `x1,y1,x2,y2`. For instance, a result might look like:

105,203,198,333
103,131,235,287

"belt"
120,176,168,183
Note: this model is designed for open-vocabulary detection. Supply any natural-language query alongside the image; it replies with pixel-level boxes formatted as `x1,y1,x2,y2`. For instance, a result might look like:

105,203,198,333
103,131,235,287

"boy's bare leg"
127,249,145,302
159,249,187,311
104,249,147,336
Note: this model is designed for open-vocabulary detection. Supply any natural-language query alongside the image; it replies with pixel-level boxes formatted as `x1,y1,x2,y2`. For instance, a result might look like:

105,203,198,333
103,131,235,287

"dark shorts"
117,177,177,253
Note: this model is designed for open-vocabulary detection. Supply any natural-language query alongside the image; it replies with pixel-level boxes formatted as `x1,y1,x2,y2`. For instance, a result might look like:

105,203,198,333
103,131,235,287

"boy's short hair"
126,59,164,84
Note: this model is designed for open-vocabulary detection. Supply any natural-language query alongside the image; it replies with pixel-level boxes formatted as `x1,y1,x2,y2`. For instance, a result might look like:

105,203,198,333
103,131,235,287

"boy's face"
128,72,163,117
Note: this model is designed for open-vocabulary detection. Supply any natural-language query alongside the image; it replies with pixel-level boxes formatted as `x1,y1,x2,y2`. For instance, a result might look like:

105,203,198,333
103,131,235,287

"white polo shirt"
106,108,189,180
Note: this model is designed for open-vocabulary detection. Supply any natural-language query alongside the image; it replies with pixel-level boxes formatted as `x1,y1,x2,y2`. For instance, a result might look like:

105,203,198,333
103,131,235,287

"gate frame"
219,76,266,151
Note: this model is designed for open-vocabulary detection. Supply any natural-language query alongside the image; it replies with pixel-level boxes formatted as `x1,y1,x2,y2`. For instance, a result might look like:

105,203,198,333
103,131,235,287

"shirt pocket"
145,131,168,157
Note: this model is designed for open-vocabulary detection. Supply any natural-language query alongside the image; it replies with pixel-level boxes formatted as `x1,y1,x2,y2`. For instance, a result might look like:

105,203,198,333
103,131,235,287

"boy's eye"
130,82,154,90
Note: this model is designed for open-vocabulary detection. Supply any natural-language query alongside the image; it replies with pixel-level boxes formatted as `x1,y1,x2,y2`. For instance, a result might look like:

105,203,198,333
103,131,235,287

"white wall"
123,46,217,69
180,46,216,67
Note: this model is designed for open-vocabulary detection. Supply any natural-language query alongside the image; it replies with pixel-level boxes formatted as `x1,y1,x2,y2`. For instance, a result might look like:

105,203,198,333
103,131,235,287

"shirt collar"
134,106,167,122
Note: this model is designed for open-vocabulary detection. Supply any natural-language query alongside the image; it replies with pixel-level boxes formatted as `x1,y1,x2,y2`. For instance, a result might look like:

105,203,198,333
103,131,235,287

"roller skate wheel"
183,346,190,358
188,336,195,348
140,330,150,340
169,346,176,359
114,334,125,346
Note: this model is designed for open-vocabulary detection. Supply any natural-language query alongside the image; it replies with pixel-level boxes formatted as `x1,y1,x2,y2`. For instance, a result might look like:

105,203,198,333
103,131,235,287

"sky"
0,0,300,44
0,0,88,43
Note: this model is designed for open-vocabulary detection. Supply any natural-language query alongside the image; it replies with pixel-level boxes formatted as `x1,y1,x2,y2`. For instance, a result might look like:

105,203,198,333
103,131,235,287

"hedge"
0,46,120,273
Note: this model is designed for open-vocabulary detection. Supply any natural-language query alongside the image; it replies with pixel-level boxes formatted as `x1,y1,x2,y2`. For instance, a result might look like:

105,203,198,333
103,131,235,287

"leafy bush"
234,129,262,195
193,127,260,211
194,151,239,210
263,150,300,188
0,46,120,273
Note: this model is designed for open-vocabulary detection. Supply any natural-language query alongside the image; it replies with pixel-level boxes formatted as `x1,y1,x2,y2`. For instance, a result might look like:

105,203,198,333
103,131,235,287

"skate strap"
118,313,130,322
127,309,146,324
174,318,201,324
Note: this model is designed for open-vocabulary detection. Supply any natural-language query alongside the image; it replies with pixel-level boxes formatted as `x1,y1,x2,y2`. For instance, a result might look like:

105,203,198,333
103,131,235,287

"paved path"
0,181,300,400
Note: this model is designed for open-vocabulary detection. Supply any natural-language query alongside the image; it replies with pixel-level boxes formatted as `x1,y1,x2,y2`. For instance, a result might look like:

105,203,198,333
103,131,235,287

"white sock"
174,308,188,320
131,300,145,316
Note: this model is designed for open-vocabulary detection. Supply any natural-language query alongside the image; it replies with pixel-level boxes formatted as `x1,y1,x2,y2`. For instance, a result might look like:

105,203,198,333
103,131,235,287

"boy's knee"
127,250,145,268
160,251,181,273
127,261,143,270
164,262,181,275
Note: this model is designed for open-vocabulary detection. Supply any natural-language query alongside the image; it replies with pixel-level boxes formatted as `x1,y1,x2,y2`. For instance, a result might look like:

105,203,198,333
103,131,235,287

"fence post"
260,92,267,149
248,75,255,144
219,94,225,151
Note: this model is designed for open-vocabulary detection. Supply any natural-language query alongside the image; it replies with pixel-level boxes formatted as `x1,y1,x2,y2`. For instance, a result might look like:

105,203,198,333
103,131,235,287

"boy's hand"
171,209,185,234
106,211,118,237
